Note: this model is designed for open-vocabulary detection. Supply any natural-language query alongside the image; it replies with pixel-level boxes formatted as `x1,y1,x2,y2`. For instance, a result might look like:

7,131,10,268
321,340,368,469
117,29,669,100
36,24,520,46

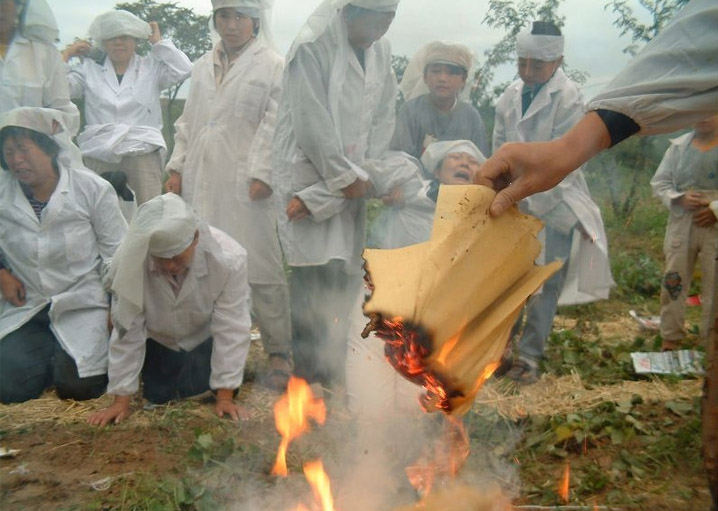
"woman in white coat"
164,0,292,389
0,107,126,403
493,21,613,383
62,10,191,205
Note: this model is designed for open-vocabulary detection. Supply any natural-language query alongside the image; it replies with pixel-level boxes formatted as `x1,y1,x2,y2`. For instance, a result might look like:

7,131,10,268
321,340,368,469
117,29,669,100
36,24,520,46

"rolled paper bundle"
363,185,562,415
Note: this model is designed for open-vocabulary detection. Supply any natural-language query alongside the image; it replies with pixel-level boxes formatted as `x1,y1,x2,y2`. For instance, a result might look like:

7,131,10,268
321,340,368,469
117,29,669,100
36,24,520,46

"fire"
272,376,327,476
303,460,336,511
558,462,570,503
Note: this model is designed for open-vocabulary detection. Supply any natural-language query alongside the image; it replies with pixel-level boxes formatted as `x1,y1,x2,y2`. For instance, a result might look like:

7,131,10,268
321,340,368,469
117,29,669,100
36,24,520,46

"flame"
558,462,570,503
303,460,336,511
272,377,327,476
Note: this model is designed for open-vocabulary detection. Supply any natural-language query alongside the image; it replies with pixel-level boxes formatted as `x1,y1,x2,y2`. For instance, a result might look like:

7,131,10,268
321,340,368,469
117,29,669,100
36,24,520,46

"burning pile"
363,185,561,415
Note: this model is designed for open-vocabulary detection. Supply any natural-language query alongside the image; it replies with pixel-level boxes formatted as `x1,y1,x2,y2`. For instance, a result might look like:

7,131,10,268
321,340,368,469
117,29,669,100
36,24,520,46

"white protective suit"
272,0,398,272
0,110,127,378
494,68,614,305
0,0,79,134
67,39,191,163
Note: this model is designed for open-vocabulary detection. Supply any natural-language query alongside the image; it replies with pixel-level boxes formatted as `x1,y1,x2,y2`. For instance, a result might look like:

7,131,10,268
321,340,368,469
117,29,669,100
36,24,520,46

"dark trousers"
0,307,107,403
141,337,213,404
289,260,361,387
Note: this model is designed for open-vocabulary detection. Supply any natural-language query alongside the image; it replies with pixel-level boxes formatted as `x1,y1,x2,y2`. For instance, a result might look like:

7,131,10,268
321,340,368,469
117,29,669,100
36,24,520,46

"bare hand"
61,40,91,62
342,178,372,199
286,197,310,221
679,191,708,211
214,400,250,421
148,22,161,45
87,396,132,427
249,179,273,201
0,269,26,306
693,206,717,227
164,170,182,194
381,186,404,207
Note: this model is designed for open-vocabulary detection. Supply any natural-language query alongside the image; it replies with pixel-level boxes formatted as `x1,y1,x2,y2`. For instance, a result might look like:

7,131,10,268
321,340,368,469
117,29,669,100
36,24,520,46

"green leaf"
665,401,692,417
554,425,574,442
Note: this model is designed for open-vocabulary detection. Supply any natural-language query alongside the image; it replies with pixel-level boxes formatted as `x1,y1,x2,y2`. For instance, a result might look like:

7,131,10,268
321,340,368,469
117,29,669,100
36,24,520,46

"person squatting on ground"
476,1,717,506
391,40,489,159
650,114,718,351
492,20,613,384
63,9,192,205
88,194,252,426
272,0,399,390
163,0,292,391
0,107,127,404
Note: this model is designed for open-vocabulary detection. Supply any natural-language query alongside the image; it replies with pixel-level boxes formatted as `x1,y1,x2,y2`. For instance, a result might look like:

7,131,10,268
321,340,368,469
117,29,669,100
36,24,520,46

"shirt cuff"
595,109,640,148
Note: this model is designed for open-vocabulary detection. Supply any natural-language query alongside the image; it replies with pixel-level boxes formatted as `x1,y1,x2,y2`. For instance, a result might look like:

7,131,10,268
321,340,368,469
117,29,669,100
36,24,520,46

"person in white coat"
87,194,252,426
650,114,718,351
0,0,79,133
0,107,126,403
62,10,191,205
492,21,613,384
163,0,292,390
273,0,399,389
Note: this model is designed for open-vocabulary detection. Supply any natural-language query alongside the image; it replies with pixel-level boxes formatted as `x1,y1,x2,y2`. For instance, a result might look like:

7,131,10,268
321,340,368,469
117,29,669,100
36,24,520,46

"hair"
0,126,60,171
531,21,562,36
212,9,260,37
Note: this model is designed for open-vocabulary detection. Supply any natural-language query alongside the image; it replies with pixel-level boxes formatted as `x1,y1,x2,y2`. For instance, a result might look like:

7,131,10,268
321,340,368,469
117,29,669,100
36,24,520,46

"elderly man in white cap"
492,21,613,384
88,194,252,426
392,41,489,160
62,10,192,205
272,0,399,391
163,0,292,391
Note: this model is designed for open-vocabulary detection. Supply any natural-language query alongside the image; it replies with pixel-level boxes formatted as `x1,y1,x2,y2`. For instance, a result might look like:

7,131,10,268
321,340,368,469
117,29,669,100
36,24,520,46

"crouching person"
88,194,252,426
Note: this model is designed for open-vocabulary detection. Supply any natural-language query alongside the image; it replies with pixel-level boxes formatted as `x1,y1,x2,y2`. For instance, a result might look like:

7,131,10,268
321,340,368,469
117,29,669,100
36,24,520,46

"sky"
48,0,655,98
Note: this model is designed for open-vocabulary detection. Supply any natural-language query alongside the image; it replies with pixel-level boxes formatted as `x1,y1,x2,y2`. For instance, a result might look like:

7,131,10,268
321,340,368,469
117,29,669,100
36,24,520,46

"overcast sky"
49,0,656,98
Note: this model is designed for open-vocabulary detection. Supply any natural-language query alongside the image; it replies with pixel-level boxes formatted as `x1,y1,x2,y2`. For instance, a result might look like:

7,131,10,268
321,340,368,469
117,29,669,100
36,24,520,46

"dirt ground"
0,311,711,511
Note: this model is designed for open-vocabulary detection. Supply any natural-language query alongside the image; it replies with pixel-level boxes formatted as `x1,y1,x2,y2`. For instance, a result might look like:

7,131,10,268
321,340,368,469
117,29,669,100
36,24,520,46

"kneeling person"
88,194,252,426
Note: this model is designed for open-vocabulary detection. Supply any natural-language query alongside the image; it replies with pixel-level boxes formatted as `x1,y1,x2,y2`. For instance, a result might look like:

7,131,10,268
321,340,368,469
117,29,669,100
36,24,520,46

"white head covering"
88,10,151,42
209,0,275,49
399,41,474,101
420,140,485,176
110,193,199,329
515,24,564,61
18,0,59,44
350,0,399,11
0,107,83,169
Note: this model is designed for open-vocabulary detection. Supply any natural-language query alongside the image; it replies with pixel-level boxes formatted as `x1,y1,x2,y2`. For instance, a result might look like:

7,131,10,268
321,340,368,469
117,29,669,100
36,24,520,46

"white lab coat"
273,15,397,272
0,165,127,377
67,40,191,163
106,226,252,396
166,40,285,286
0,34,80,134
494,69,614,305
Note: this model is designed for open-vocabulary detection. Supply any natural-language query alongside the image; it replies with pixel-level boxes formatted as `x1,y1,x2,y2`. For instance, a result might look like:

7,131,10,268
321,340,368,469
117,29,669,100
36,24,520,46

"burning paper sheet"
363,185,561,416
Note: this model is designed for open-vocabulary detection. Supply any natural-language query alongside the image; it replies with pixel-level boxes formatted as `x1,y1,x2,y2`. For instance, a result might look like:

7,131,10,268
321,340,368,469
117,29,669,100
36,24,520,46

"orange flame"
272,377,327,476
303,460,336,511
558,462,570,503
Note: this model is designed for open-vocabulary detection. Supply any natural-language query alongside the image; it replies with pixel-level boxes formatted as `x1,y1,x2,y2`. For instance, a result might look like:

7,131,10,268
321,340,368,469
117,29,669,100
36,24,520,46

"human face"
435,151,481,185
103,35,137,67
214,8,255,52
345,9,395,50
694,114,718,136
2,135,56,189
152,234,199,277
424,63,467,101
518,57,562,87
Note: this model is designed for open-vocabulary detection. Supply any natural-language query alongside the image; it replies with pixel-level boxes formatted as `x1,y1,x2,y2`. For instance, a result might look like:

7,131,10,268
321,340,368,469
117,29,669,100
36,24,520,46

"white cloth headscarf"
515,25,564,61
18,0,59,44
209,0,275,49
399,41,474,101
0,107,83,169
420,139,485,175
88,10,151,42
110,193,198,329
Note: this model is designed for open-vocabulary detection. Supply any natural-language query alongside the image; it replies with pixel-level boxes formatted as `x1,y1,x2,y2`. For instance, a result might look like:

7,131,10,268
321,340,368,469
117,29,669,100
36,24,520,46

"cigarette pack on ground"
363,185,561,416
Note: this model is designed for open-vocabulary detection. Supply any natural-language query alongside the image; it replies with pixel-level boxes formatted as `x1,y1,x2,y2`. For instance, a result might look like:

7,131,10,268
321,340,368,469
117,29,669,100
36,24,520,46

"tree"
607,0,690,56
115,0,212,151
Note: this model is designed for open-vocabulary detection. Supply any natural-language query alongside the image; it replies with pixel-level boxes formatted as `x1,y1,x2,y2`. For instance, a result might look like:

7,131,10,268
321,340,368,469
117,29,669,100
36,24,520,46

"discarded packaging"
628,310,660,331
631,350,704,375
0,447,20,458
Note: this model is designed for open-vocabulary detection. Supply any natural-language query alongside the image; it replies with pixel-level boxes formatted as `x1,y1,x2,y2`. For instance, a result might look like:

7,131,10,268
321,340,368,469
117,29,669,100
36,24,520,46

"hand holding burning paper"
362,185,562,415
